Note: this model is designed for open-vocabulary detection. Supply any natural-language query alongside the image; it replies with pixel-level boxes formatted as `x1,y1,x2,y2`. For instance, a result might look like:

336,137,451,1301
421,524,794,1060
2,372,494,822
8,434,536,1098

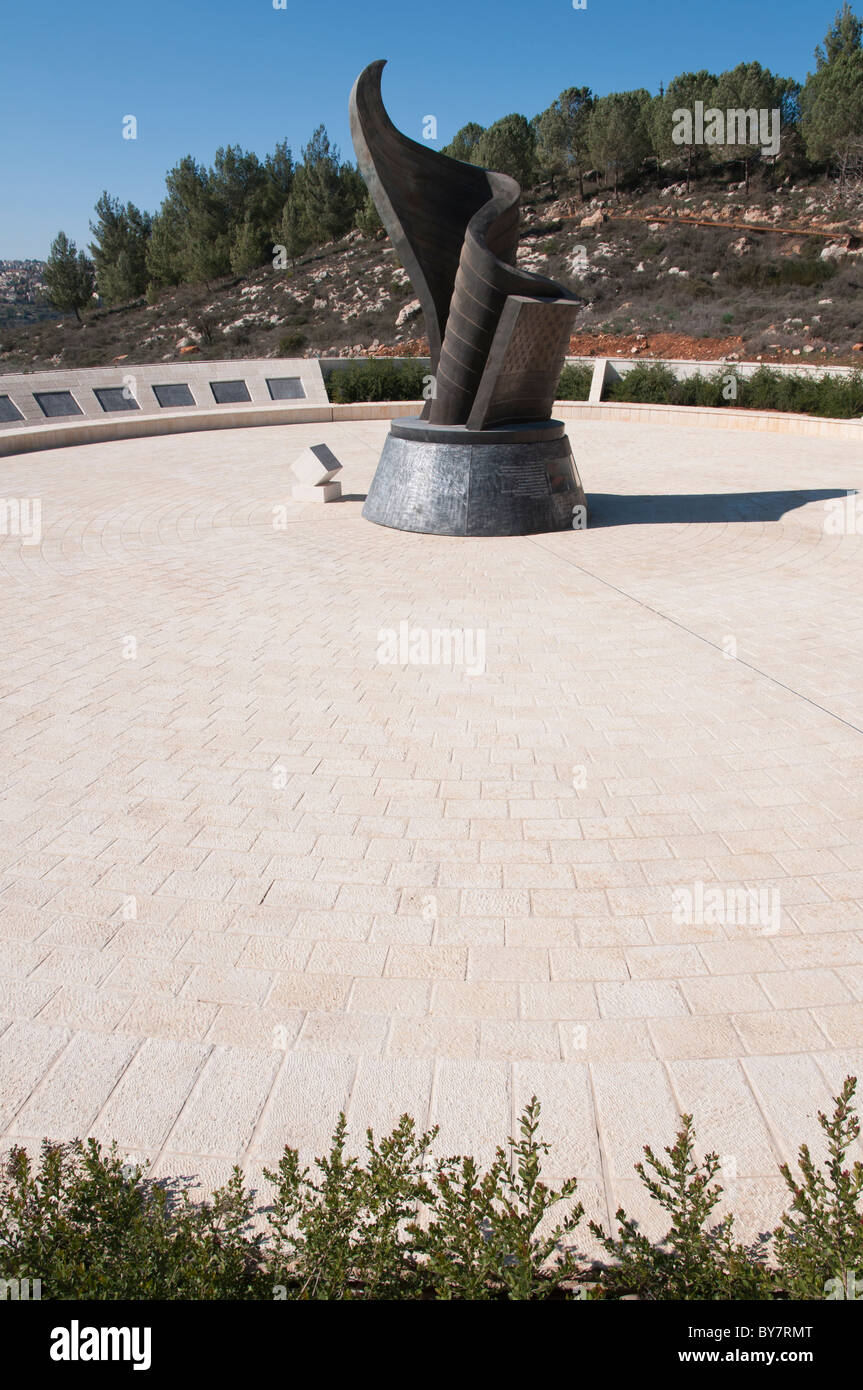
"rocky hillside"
3,175,863,373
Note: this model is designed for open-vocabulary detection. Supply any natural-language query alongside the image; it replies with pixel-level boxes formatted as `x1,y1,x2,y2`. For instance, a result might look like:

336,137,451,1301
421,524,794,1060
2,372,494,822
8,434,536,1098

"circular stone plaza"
1,405,863,1247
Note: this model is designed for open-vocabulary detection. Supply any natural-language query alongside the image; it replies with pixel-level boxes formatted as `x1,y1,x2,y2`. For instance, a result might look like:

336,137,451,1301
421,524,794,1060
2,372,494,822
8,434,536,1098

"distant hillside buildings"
0,259,45,302
0,260,56,329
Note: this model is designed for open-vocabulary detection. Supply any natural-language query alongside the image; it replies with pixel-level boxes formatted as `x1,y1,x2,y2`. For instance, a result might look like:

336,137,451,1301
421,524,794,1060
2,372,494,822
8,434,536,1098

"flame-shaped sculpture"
349,61,588,536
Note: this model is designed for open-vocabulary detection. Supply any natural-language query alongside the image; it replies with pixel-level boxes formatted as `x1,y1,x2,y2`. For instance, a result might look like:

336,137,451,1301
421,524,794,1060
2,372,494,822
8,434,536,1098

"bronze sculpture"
350,60,588,536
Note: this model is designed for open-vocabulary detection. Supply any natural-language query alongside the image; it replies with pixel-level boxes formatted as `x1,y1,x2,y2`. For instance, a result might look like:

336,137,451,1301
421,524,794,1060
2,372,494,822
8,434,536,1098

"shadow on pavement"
586,488,852,527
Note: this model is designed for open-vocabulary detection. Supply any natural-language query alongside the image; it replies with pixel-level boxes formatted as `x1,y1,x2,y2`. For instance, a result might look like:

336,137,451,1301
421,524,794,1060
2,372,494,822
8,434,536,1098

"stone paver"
1,416,863,1242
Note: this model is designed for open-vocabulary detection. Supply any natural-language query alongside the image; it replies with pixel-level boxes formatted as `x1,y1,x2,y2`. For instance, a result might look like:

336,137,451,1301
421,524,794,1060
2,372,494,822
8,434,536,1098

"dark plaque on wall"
210,380,252,404
153,383,195,408
94,387,141,413
266,377,305,401
34,391,83,418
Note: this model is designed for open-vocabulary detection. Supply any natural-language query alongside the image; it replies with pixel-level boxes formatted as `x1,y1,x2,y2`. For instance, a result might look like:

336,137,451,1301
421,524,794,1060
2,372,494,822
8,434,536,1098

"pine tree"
229,214,268,274
803,5,863,191
356,192,383,239
815,2,863,67
145,203,186,288
260,141,295,228
442,123,485,163
535,88,594,199
650,72,718,192
473,114,537,186
291,127,355,246
89,193,152,305
588,91,652,198
272,197,309,270
43,231,95,321
145,156,231,286
712,62,798,193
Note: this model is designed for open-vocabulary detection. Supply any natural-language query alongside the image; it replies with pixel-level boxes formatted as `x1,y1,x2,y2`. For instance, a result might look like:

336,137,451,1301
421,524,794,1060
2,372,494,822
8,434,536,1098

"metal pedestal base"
362,417,587,537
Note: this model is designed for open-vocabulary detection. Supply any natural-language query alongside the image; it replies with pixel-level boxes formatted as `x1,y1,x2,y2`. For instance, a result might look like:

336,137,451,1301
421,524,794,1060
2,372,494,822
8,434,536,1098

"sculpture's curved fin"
349,60,498,370
350,60,580,426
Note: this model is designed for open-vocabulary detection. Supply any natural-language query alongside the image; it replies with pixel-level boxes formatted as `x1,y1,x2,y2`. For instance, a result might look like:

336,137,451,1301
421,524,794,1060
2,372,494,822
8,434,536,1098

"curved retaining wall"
1,386,862,458
0,401,421,457
555,399,863,441
0,357,328,452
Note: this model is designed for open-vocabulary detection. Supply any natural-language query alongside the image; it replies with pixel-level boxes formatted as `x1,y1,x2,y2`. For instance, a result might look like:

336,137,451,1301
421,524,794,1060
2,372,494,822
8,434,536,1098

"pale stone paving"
1,417,862,1243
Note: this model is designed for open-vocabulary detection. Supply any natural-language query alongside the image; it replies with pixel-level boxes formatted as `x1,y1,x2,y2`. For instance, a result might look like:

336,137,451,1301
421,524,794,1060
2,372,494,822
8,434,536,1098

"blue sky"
0,0,850,258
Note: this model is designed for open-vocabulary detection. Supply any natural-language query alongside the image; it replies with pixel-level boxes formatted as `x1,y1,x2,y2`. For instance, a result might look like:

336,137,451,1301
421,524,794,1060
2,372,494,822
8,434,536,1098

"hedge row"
325,356,863,418
605,362,863,417
1,1079,860,1300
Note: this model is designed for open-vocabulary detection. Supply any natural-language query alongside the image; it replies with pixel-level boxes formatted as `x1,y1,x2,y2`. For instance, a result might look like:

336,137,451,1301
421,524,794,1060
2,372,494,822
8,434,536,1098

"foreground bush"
589,1116,774,1301
0,1144,267,1299
773,1077,863,1299
1,1081,860,1300
266,1100,581,1300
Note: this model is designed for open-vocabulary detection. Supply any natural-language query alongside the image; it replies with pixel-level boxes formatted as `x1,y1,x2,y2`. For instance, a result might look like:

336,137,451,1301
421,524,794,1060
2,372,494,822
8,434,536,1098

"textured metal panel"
467,296,580,430
363,434,471,535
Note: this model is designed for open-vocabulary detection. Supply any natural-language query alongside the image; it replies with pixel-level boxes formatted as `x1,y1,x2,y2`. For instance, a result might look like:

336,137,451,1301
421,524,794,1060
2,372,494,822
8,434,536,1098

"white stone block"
291,481,342,503
291,443,343,486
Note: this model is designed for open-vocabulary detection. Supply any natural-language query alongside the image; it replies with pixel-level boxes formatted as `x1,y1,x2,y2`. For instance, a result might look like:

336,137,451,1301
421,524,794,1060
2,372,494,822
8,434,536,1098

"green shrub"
266,1113,433,1300
410,1098,583,1300
278,331,308,355
600,362,863,418
773,1076,863,1300
606,362,679,403
0,1140,267,1300
675,368,741,407
556,363,593,400
737,366,863,418
326,358,427,403
1,1083,860,1300
730,256,837,290
589,1116,774,1300
266,1097,582,1300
